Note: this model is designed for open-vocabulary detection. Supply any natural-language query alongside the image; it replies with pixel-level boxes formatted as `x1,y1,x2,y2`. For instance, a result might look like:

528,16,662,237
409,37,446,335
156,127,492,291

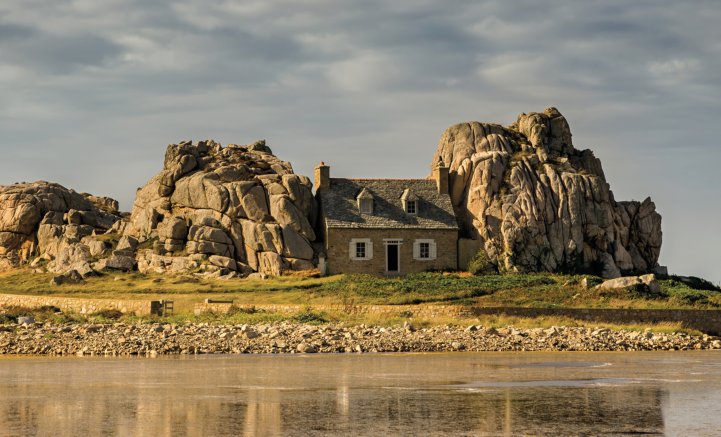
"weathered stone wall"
458,238,481,271
0,294,160,316
194,302,474,318
324,228,458,275
195,302,721,334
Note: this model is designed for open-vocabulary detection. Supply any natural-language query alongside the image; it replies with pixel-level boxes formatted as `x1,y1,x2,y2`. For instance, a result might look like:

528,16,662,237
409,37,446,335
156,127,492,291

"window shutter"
349,240,356,260
430,241,437,260
413,240,420,260
367,241,374,260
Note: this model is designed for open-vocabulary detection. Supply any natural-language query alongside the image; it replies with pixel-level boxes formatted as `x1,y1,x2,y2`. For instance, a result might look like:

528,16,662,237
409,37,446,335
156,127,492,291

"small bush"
673,290,713,306
0,305,66,324
171,276,200,285
92,309,124,320
625,283,665,300
669,275,720,292
468,250,498,275
293,309,328,324
227,305,259,315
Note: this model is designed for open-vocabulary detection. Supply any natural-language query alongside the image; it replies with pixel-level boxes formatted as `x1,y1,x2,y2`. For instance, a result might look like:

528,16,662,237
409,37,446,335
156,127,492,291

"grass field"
0,269,719,311
0,269,717,334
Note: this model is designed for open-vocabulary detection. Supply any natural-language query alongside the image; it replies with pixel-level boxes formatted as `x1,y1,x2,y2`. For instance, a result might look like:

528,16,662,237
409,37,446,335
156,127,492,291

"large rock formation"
0,111,661,280
123,139,317,276
0,181,122,272
433,107,662,278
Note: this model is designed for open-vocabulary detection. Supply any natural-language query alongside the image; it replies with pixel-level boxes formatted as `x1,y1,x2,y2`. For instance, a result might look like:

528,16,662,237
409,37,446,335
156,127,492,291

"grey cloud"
2,32,123,73
0,21,35,40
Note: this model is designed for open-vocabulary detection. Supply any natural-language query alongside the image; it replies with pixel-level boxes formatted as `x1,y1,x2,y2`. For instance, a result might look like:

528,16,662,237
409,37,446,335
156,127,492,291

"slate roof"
318,178,459,230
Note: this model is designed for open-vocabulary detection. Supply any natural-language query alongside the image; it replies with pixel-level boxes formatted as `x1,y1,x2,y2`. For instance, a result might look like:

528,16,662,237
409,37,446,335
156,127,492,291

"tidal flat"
1,351,721,435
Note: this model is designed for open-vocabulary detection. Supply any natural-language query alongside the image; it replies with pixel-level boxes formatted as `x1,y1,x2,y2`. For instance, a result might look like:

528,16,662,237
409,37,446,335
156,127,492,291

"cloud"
0,21,34,40
10,33,122,73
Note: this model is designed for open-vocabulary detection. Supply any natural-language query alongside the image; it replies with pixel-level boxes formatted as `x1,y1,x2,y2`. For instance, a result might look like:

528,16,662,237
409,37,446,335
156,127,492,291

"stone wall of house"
194,302,721,334
0,294,160,316
323,228,458,275
458,238,482,271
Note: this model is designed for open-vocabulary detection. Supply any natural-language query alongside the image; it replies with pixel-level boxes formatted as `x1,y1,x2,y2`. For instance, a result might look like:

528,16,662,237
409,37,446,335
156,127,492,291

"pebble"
0,321,718,356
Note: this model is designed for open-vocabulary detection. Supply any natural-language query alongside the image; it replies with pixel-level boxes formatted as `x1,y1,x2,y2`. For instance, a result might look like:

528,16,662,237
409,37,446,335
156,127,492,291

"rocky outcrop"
1,111,663,280
0,181,122,272
596,274,661,295
123,139,317,276
433,107,662,278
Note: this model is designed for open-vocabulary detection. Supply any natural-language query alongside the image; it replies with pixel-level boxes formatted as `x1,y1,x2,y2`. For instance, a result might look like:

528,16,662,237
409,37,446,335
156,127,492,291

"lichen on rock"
123,139,317,276
0,181,122,273
433,107,662,278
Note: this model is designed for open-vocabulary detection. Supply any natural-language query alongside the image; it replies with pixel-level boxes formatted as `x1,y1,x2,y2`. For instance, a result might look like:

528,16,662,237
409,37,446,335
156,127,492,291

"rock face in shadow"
432,107,662,278
123,139,317,276
0,181,122,272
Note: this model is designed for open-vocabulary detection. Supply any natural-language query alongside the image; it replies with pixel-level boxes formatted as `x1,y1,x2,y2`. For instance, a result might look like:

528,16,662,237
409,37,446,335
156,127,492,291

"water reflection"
0,352,718,436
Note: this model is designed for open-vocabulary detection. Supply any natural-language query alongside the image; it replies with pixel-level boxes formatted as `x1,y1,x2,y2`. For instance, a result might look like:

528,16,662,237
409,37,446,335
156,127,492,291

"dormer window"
405,200,417,215
360,199,373,214
357,188,374,214
401,188,419,215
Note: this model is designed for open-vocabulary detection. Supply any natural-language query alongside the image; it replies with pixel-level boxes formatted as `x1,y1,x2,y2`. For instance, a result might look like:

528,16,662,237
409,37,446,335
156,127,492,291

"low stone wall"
196,302,477,318
194,302,721,334
0,294,160,316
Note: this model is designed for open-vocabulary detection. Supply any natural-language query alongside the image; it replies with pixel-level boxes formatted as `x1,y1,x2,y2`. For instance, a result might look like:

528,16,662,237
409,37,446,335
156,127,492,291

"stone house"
314,162,459,276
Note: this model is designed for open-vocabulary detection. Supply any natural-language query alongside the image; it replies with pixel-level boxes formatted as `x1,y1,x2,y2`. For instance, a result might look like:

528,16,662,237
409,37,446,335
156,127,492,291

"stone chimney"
432,159,449,195
315,161,330,191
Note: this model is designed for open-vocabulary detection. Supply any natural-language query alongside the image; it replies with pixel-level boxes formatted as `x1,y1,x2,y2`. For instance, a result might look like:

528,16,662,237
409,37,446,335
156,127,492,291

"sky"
0,0,719,283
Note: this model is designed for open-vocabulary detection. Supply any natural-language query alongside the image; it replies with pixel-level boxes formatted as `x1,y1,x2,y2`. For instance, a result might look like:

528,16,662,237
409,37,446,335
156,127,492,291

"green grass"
0,269,719,315
315,272,557,305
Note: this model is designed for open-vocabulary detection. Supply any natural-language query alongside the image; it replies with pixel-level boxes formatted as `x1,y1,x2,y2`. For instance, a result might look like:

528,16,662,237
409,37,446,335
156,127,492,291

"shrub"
92,309,124,320
0,305,64,324
468,250,498,275
227,305,259,315
669,275,720,292
293,309,328,324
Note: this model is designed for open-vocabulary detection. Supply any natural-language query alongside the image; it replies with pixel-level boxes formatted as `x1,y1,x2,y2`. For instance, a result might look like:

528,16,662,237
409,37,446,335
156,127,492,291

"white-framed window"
356,242,366,258
413,239,437,261
349,238,373,260
405,200,417,215
419,242,430,259
401,188,419,215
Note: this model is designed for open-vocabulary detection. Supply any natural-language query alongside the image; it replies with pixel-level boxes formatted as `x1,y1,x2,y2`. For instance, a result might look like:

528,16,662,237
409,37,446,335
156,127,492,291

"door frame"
383,239,403,274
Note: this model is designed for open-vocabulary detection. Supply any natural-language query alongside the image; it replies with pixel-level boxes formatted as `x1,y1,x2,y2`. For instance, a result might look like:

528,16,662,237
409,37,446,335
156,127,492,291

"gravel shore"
1,321,720,356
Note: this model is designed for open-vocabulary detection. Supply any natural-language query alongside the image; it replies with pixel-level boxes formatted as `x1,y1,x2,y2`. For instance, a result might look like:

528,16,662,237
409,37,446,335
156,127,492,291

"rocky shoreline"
1,321,720,356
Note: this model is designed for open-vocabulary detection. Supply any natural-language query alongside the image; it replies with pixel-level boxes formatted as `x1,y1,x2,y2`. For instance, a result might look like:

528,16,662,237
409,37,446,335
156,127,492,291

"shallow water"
1,351,720,436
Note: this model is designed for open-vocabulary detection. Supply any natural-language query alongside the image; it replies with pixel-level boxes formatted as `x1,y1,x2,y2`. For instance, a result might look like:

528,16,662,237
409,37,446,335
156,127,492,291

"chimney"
315,161,330,191
433,159,449,195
